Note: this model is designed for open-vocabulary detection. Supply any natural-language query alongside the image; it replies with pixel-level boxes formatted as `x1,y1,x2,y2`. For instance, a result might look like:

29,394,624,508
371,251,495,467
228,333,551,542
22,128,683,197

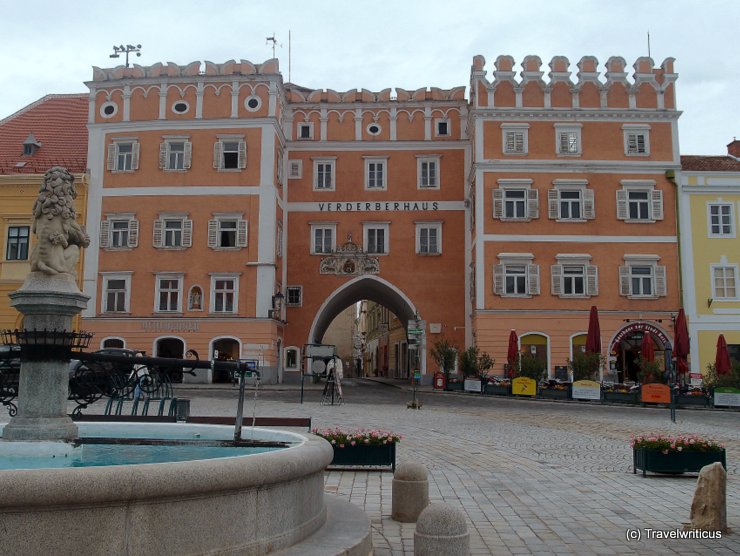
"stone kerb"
392,462,429,522
414,503,470,556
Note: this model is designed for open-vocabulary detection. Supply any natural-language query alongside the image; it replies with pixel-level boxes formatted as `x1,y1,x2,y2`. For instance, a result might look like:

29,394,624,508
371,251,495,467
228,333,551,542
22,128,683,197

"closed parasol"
715,334,731,375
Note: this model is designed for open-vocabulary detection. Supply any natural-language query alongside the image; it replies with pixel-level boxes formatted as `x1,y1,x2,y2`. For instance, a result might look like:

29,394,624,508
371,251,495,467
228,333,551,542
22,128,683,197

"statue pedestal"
2,272,89,442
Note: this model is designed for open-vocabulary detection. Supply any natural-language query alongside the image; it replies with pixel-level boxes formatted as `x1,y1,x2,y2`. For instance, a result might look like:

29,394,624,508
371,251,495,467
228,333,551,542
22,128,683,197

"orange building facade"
81,53,680,384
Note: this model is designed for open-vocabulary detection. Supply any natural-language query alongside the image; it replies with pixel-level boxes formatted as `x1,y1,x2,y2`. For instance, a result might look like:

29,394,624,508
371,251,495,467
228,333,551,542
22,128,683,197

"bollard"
175,398,190,422
414,503,469,556
392,462,429,522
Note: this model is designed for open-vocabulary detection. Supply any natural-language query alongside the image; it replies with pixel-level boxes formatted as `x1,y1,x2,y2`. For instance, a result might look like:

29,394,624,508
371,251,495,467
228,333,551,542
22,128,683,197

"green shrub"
568,351,603,382
517,352,546,381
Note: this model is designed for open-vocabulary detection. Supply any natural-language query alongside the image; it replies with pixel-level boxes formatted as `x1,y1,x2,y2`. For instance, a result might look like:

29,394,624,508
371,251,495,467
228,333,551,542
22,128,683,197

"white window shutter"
213,142,223,168
619,265,630,296
238,140,247,169
551,264,563,295
583,189,595,219
131,142,140,170
207,220,218,248
651,189,664,220
183,219,193,247
107,144,116,171
183,141,192,169
128,219,139,248
655,265,667,296
586,265,599,296
527,189,539,219
237,219,248,247
152,219,163,248
559,132,569,153
493,189,504,219
548,189,559,219
158,143,167,169
289,160,301,179
616,190,628,220
493,264,504,295
99,221,110,248
528,264,540,295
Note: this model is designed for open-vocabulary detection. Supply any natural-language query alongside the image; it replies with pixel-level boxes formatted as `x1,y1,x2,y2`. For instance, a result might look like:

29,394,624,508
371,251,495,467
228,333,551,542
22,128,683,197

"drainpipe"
665,169,683,308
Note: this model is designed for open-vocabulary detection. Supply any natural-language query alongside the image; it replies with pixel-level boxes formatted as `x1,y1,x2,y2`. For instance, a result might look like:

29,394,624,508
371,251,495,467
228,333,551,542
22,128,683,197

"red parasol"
585,306,601,355
673,308,690,376
641,332,655,362
507,330,519,378
715,334,731,375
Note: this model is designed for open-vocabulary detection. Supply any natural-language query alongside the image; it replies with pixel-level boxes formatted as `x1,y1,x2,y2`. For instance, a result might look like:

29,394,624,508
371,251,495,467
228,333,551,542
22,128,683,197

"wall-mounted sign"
512,377,536,397
319,201,440,212
572,380,601,401
142,320,200,332
611,322,671,351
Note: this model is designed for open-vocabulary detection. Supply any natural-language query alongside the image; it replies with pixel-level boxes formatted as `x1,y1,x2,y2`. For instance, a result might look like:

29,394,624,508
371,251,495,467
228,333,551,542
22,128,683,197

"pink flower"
339,443,345,448
351,441,356,446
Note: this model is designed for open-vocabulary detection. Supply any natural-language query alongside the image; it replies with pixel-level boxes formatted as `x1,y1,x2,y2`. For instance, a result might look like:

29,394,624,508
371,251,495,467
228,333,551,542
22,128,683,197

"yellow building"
679,140,740,378
0,95,89,329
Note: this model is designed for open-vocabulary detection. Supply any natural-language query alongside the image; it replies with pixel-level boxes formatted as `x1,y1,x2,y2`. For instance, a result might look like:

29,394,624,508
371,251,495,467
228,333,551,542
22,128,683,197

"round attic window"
244,95,262,112
172,101,190,114
100,102,118,118
367,123,381,136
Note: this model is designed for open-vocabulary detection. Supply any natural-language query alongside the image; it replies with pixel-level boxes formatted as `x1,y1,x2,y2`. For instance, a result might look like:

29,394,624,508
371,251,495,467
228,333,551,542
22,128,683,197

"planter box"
484,384,510,396
445,382,464,392
330,443,396,471
675,394,710,408
464,379,482,393
713,387,740,407
603,391,639,404
633,447,726,477
538,387,571,400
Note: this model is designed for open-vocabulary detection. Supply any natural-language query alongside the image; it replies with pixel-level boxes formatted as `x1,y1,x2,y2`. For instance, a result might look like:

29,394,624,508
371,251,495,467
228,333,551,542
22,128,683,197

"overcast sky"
2,0,737,155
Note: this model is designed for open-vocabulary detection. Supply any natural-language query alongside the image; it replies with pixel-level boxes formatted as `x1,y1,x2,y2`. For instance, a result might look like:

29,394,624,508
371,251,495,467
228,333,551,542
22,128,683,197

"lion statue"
30,166,90,277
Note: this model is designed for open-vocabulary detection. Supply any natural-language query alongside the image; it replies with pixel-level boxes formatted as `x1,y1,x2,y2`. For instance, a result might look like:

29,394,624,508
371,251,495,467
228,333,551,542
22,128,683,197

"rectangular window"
6,226,30,261
286,286,303,307
298,123,313,140
417,156,440,189
562,265,586,295
168,142,185,170
626,133,647,154
314,160,335,190
505,265,527,295
504,190,527,219
103,276,129,313
207,216,246,249
312,227,334,254
157,277,181,312
110,220,129,248
623,125,651,156
713,266,737,299
365,159,386,190
107,141,139,172
365,224,389,255
630,266,653,296
709,204,733,236
222,141,239,169
213,279,236,313
218,220,237,248
559,190,582,220
101,216,138,249
501,124,529,155
554,124,582,155
116,143,133,171
435,119,449,137
416,224,441,255
164,220,183,247
628,191,650,220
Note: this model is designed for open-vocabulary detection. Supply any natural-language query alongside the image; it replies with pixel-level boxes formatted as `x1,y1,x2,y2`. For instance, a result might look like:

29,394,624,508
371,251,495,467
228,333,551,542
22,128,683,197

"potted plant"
631,433,726,477
674,385,711,408
602,382,639,404
313,428,401,471
704,362,740,408
431,338,460,391
538,379,571,400
637,357,664,385
460,346,494,394
568,351,603,382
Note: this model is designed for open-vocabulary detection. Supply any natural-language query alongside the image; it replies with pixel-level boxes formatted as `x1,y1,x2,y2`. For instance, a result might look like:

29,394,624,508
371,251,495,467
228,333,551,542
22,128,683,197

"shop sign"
142,320,200,332
611,322,670,350
572,380,601,400
713,387,740,407
464,379,482,393
641,383,671,404
512,377,536,397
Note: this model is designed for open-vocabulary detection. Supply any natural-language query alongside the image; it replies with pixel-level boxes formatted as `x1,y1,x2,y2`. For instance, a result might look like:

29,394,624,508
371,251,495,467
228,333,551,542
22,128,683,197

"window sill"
502,151,528,156
210,246,244,251
217,168,243,172
103,247,135,251
101,311,131,316
556,152,582,158
499,218,532,223
312,188,336,192
498,294,533,299
153,311,184,316
555,218,587,224
557,294,592,299
163,168,188,172
625,152,650,157
418,185,441,190
209,311,238,316
111,169,136,174
626,295,660,300
156,246,189,250
623,219,657,224
416,252,442,256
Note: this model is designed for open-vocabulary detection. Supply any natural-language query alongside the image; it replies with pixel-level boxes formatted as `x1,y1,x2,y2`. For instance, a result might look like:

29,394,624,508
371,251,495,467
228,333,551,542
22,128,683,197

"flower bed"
602,384,639,404
445,378,464,391
484,379,510,396
675,387,711,408
313,428,401,471
538,382,571,400
631,434,726,477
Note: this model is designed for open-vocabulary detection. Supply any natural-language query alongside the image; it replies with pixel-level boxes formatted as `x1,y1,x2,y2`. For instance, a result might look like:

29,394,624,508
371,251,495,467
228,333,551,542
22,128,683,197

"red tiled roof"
0,94,88,175
681,155,740,172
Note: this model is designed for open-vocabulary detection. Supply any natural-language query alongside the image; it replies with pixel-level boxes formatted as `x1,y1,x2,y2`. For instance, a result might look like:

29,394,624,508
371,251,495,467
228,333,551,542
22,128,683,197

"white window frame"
153,213,192,249
416,155,441,190
623,124,651,156
101,272,132,314
364,157,388,190
310,223,336,255
107,139,140,172
5,224,30,261
285,347,300,369
213,136,247,171
554,123,582,156
617,180,663,223
501,123,529,155
286,286,303,307
415,222,442,255
493,179,538,221
707,202,735,238
288,160,303,179
363,222,390,255
434,118,451,137
313,158,336,191
711,261,739,300
159,136,192,171
551,254,598,298
154,273,184,313
209,274,240,314
298,122,314,140
100,214,139,250
619,255,666,299
548,180,594,221
493,253,539,298
208,214,247,250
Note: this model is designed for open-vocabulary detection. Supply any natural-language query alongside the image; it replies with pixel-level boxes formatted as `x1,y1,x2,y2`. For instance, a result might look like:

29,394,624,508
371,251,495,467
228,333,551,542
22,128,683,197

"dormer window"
22,134,41,156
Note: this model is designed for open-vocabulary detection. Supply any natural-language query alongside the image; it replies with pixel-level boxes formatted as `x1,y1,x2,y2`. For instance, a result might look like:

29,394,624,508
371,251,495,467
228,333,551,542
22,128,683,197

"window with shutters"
364,157,388,190
708,203,734,237
100,215,138,250
493,254,539,297
313,159,336,191
207,215,247,250
551,255,598,298
5,225,30,261
213,137,246,170
102,273,132,313
310,224,336,254
619,255,666,299
153,214,192,249
417,156,440,189
711,261,739,299
364,222,390,255
548,180,594,221
159,137,192,171
501,123,529,155
155,274,183,313
623,124,650,156
493,180,538,221
554,123,582,156
288,160,303,179
286,286,303,307
210,274,239,314
107,140,140,172
616,181,663,223
416,222,442,255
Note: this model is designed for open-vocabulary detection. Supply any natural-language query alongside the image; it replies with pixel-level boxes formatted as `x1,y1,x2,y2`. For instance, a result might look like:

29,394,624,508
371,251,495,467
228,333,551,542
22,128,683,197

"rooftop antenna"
288,30,292,83
266,33,281,59
647,31,651,58
110,44,142,68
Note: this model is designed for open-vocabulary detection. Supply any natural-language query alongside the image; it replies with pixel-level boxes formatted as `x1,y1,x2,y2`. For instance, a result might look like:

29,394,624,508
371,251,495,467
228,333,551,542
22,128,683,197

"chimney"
728,138,740,158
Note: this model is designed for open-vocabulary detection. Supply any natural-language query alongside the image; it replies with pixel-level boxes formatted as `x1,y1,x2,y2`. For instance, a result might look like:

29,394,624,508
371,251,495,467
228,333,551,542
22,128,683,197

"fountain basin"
0,423,334,555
